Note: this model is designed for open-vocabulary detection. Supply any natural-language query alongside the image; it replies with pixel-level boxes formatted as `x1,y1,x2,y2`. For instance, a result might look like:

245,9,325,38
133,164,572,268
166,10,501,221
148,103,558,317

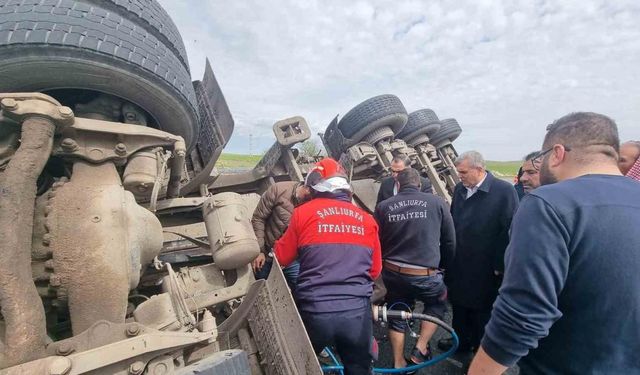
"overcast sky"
158,0,640,160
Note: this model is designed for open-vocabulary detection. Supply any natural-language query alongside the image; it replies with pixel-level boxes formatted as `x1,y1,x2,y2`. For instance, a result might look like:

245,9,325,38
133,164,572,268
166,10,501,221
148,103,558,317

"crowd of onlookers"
250,112,640,375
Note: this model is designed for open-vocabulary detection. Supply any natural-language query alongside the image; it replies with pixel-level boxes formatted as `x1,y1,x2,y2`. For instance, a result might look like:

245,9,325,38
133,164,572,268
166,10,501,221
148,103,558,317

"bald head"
619,141,640,175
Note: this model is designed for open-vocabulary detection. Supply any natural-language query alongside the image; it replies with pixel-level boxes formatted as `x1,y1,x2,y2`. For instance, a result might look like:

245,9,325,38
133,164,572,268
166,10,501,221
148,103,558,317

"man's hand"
252,253,266,271
468,347,508,375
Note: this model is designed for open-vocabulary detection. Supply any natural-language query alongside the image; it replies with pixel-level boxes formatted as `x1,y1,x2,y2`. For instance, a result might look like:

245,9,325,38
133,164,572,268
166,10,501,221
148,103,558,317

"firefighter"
274,158,382,375
374,168,455,369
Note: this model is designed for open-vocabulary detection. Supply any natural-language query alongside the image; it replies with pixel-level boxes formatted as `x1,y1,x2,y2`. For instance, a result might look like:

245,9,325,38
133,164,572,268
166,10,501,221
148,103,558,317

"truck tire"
396,109,441,142
430,118,462,148
337,94,408,145
0,0,199,148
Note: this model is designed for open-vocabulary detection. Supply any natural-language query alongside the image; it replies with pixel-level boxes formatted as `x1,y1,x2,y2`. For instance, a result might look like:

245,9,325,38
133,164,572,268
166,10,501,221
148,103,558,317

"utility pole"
249,133,253,156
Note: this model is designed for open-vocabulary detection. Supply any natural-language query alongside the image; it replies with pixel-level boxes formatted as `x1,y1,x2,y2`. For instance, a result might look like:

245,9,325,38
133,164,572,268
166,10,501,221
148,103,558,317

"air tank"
203,192,261,270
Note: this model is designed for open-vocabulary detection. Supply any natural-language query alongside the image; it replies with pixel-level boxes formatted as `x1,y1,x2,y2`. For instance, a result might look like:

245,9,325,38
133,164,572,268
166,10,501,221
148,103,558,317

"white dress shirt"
465,172,487,199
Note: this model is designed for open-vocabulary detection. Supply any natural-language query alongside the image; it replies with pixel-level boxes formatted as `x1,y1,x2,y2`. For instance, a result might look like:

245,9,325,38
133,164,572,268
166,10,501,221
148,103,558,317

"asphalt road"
373,304,519,375
323,303,519,375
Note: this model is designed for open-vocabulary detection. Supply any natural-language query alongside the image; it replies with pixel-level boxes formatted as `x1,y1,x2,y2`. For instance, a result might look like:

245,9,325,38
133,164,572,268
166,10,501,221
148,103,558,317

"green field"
215,153,262,169
486,161,521,178
216,153,521,178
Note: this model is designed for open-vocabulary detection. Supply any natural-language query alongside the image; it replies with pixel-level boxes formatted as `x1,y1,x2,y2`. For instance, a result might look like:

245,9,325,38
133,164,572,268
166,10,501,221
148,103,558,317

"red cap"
312,158,344,178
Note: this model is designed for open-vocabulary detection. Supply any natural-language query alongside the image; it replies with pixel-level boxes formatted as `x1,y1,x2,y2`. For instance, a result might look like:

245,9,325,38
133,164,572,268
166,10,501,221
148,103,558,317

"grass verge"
216,153,521,178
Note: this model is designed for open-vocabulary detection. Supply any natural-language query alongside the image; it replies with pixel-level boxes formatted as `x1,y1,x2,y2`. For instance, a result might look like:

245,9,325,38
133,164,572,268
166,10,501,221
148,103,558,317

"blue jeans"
254,259,299,290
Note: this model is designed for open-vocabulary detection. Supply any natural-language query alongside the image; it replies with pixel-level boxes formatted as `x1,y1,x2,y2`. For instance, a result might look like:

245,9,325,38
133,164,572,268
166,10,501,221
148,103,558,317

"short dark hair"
543,112,619,161
397,168,421,190
523,151,539,161
391,154,410,167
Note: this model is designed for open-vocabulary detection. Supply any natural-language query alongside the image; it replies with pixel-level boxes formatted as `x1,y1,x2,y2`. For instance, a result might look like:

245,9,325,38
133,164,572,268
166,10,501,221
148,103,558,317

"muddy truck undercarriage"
0,1,463,374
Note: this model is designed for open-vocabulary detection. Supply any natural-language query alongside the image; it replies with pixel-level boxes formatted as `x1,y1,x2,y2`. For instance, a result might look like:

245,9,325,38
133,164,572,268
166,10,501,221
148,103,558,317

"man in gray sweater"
469,112,640,374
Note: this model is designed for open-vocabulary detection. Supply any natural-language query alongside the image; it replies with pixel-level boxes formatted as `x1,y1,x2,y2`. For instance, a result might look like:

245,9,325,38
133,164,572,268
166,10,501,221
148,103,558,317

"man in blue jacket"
469,112,640,374
438,151,518,355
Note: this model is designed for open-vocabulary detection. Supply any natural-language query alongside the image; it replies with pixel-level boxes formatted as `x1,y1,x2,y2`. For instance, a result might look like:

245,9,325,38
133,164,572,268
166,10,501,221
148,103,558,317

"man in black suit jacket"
438,151,518,358
376,154,433,205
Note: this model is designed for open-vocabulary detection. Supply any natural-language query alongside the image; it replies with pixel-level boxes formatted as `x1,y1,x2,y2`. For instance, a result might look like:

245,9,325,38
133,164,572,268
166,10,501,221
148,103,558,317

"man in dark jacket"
513,167,525,200
275,158,382,375
469,113,640,375
376,154,433,205
375,168,455,369
438,151,518,354
251,180,313,286
518,151,541,197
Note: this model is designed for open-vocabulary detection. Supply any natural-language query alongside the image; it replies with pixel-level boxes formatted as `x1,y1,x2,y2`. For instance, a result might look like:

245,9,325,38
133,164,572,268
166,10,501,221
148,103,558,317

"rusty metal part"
181,264,252,312
438,144,461,185
49,115,186,198
7,320,215,375
375,140,394,168
157,194,261,264
123,148,162,200
389,139,417,160
167,145,186,199
0,355,70,375
1,93,186,199
203,193,260,270
133,294,184,332
0,116,55,367
182,265,252,312
46,321,142,358
60,329,213,375
17,320,215,375
45,161,163,334
145,355,175,375
0,93,73,129
50,114,185,164
0,117,19,169
168,264,227,297
413,143,453,202
342,142,386,178
135,264,251,330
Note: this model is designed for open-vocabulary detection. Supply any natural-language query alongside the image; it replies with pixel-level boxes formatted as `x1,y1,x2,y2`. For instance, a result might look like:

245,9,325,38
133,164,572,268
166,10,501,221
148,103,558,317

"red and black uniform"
275,192,381,375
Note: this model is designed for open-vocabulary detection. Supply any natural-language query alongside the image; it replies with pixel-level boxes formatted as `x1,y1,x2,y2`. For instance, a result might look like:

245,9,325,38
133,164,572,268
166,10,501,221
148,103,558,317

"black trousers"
451,304,492,351
300,303,373,375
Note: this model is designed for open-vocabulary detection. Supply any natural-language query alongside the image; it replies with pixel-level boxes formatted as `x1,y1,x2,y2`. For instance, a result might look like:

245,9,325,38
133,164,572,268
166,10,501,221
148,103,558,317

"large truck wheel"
430,118,462,148
0,0,199,148
337,94,408,146
396,109,442,144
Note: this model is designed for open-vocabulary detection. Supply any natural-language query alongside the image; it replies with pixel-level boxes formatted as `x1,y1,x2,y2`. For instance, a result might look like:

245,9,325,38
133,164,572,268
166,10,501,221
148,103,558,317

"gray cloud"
158,0,640,159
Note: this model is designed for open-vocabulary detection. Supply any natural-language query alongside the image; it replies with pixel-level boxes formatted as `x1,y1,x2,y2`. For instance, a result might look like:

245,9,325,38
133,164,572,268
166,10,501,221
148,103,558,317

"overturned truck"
0,1,462,374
